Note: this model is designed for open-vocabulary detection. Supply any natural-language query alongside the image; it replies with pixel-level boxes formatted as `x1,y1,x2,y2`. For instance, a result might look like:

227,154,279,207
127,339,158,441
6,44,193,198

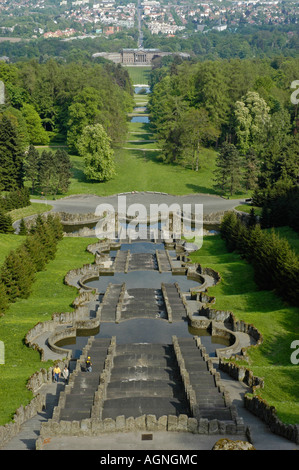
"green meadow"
190,234,299,425
124,66,151,85
0,236,95,425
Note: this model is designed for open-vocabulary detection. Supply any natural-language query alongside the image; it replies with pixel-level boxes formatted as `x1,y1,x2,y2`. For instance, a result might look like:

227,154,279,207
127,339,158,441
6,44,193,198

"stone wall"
219,359,263,389
35,414,202,449
91,337,116,419
198,305,263,351
244,395,299,444
36,411,247,449
0,394,45,449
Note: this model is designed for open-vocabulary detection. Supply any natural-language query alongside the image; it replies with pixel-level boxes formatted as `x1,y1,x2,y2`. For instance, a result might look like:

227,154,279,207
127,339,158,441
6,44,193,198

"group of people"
52,356,92,383
52,364,69,383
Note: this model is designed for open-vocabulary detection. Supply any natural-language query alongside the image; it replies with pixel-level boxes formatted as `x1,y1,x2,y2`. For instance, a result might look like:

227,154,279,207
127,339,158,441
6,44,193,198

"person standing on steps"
86,356,92,372
62,365,69,384
53,364,61,382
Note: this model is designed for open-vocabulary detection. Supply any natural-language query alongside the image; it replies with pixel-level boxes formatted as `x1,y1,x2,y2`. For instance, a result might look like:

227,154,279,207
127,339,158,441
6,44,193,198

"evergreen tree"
244,148,260,191
0,210,14,234
24,231,47,272
214,143,243,196
0,246,35,301
38,150,57,195
0,114,24,190
18,218,27,236
54,149,72,194
23,144,41,194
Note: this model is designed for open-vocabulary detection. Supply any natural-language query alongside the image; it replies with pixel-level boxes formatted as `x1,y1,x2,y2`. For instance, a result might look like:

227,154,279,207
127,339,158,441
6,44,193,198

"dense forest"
0,25,297,63
0,59,134,195
148,55,299,206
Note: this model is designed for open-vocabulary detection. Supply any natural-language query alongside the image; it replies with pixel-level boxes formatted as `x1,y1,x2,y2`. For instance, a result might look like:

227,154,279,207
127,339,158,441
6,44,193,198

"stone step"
199,408,233,421
116,343,172,355
108,366,180,382
101,396,189,420
112,353,177,368
106,379,185,399
59,409,91,421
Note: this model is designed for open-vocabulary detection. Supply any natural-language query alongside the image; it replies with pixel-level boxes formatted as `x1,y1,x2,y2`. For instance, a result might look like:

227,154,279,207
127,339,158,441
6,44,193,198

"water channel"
56,239,230,359
56,98,229,359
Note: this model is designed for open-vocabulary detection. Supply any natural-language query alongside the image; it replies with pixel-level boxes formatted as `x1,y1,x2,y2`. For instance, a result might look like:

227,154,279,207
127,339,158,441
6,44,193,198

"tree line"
220,211,299,307
0,186,31,234
0,58,133,196
0,24,296,63
24,145,72,196
254,183,299,234
0,59,133,148
0,214,63,316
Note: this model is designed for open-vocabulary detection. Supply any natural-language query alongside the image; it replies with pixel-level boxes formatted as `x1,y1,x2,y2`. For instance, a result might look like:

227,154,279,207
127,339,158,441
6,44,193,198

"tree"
38,150,57,195
0,210,14,234
181,108,219,171
21,103,49,145
23,144,40,194
77,124,116,182
244,148,260,191
214,143,243,196
0,246,35,301
193,61,230,133
234,91,270,155
156,95,188,164
0,115,24,190
66,87,105,154
18,218,27,236
54,149,72,194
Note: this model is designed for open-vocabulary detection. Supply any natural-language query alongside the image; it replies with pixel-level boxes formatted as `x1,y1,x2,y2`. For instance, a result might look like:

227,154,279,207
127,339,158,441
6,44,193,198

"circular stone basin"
55,319,230,359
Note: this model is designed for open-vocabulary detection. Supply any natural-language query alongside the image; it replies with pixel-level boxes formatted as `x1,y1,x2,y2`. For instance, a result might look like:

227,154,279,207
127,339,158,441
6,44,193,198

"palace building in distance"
92,48,190,65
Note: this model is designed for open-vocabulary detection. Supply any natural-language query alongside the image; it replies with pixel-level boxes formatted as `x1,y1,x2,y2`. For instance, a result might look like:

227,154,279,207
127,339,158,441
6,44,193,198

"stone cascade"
162,283,189,321
121,287,166,320
173,337,236,423
99,284,124,322
54,337,112,422
99,342,190,420
156,249,172,272
113,250,129,272
127,252,158,271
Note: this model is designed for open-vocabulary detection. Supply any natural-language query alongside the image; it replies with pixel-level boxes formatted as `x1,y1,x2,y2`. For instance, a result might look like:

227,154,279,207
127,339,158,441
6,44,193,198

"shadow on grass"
71,163,88,184
186,183,219,196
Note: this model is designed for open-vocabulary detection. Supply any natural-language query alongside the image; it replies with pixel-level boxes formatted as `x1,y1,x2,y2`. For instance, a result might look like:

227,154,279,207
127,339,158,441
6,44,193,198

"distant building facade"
92,48,189,65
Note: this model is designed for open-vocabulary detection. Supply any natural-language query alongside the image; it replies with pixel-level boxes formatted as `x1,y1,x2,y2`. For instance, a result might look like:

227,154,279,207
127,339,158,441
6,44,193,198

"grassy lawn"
67,147,220,196
31,113,250,200
125,66,151,85
190,235,299,425
0,234,25,266
8,202,53,223
0,237,95,425
235,204,262,217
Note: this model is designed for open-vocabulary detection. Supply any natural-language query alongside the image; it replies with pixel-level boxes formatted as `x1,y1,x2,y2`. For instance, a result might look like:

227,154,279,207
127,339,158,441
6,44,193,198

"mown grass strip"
0,236,95,425
190,234,299,425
